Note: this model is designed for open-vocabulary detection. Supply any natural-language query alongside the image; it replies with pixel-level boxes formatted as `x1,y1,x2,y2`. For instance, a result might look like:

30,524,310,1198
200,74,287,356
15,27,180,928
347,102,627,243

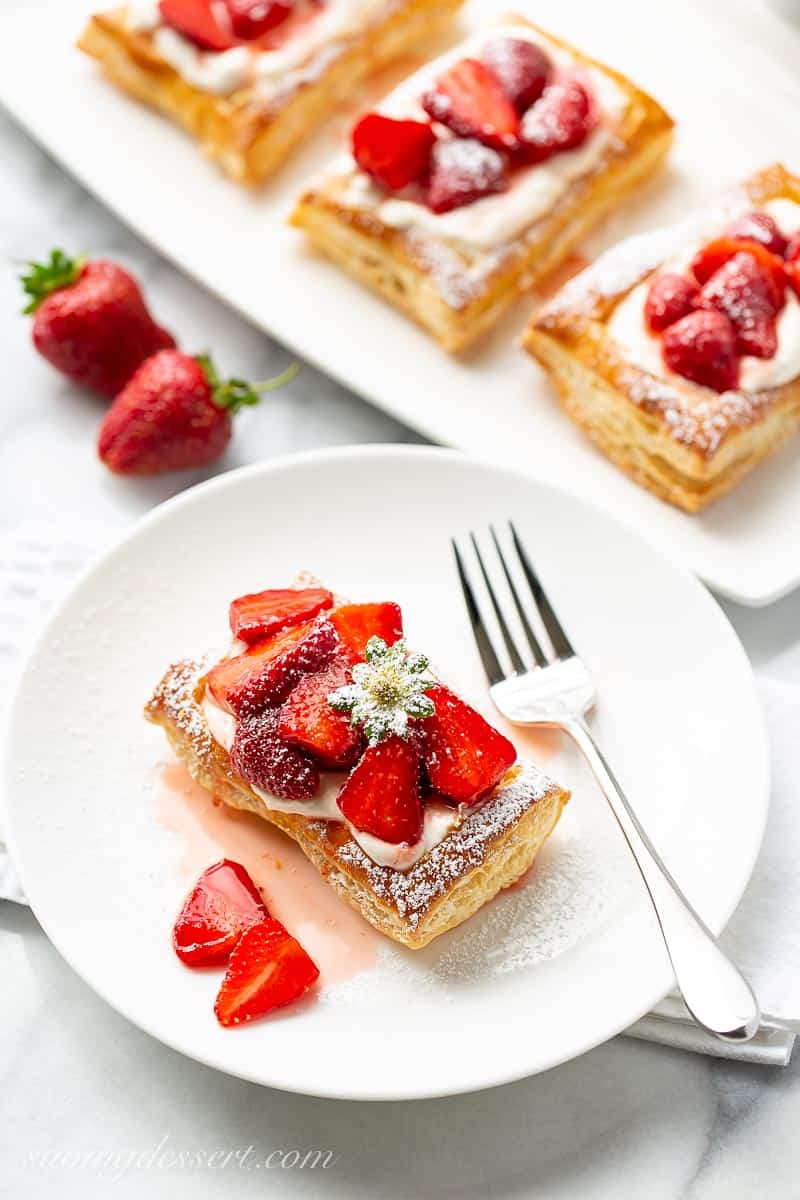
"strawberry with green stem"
21,250,176,398
98,350,299,474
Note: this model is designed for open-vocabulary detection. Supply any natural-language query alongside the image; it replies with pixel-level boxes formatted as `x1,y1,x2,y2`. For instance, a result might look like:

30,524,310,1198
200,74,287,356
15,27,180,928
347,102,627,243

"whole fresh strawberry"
21,250,176,398
97,350,298,475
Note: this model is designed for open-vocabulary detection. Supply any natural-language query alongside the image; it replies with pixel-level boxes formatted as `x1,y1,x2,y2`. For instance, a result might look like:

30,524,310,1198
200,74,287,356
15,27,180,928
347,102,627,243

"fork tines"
451,521,575,685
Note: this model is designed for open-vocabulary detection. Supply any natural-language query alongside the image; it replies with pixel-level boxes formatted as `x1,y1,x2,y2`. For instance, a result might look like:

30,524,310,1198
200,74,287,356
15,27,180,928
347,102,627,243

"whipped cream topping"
338,23,629,251
126,1,160,32
608,198,800,393
251,0,385,95
155,27,253,94
200,691,462,871
126,0,389,99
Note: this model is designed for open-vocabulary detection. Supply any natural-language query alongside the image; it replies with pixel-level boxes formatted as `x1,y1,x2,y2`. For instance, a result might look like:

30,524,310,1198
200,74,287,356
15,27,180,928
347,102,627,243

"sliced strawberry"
662,309,740,392
329,602,403,664
698,251,783,357
158,0,237,51
518,76,595,165
738,313,778,359
723,210,787,257
230,707,320,799
207,618,338,715
229,586,333,644
351,113,436,192
279,657,362,768
226,0,291,39
786,233,800,266
422,59,520,152
418,685,516,805
427,138,509,214
172,859,268,966
690,238,786,294
214,918,319,1026
644,272,700,333
480,37,551,114
336,735,423,845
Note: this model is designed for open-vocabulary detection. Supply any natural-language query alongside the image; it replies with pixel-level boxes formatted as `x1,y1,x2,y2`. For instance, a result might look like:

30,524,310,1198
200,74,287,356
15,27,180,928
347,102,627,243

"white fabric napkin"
0,521,120,902
0,524,796,1065
627,675,799,1064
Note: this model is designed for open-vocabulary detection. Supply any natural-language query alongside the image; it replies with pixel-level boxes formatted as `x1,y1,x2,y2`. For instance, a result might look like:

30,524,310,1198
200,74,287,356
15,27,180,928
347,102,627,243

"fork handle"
563,718,760,1042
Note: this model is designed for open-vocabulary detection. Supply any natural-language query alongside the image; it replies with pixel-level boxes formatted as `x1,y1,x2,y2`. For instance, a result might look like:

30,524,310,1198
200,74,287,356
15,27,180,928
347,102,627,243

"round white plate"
4,447,768,1100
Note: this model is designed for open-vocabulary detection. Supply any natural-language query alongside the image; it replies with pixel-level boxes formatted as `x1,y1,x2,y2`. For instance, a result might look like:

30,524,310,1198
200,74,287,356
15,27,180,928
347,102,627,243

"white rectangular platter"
2,0,800,604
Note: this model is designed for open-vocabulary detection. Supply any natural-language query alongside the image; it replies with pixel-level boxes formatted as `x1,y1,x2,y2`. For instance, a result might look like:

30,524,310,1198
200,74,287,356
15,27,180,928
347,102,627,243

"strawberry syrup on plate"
153,760,381,987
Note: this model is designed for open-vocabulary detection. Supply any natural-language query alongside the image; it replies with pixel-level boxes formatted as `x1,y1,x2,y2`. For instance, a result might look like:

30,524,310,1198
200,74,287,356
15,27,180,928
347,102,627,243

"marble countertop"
3,58,800,1197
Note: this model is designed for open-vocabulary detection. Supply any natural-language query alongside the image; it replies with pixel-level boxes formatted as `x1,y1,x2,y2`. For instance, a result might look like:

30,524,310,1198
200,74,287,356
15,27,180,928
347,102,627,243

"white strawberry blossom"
328,636,435,745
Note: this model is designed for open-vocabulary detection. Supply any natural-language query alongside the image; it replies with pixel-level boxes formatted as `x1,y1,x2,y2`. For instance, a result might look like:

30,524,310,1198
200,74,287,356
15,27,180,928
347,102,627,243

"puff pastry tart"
290,15,674,351
524,164,800,512
78,0,463,183
146,582,568,949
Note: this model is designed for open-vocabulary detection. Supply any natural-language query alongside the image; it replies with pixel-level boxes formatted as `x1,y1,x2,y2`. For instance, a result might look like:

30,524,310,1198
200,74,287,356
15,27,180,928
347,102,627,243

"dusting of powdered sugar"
405,229,510,309
430,837,622,980
260,42,344,108
541,188,750,320
432,138,507,196
147,656,213,755
321,824,628,1005
333,765,559,929
622,368,776,457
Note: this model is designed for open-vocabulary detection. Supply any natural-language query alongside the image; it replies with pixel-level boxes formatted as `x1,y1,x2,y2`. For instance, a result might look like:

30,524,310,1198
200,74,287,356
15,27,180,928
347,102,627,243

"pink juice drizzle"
153,760,381,988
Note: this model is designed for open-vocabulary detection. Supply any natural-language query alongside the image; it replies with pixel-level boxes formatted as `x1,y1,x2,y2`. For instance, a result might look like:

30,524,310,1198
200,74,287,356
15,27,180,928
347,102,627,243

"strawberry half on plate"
214,918,320,1026
172,859,268,966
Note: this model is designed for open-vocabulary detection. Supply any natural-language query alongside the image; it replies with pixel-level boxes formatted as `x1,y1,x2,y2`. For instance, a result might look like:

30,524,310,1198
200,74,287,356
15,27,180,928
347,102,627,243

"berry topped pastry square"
524,163,800,512
146,579,568,949
290,15,674,351
78,0,463,183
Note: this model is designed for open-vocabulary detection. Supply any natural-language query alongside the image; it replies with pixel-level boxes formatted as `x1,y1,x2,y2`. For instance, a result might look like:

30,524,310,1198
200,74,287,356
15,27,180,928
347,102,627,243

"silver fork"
452,521,759,1044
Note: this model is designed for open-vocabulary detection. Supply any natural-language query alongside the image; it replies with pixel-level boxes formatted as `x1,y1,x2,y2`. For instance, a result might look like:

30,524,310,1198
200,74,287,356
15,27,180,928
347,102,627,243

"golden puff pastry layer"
523,163,800,512
78,0,463,183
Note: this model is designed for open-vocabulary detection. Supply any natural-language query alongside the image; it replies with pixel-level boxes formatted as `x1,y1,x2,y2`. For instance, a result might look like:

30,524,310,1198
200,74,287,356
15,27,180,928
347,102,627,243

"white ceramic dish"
4,447,768,1099
2,0,800,605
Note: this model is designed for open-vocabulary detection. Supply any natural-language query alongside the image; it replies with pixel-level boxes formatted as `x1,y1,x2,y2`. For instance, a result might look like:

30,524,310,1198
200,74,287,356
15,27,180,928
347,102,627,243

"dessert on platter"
523,163,800,512
290,15,674,351
77,0,463,183
147,579,568,950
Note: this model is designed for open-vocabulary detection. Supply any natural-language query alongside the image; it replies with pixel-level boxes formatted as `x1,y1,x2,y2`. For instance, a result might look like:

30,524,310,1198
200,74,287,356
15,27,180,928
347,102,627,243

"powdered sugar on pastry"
620,370,777,457
333,764,557,930
541,194,751,319
403,230,507,309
